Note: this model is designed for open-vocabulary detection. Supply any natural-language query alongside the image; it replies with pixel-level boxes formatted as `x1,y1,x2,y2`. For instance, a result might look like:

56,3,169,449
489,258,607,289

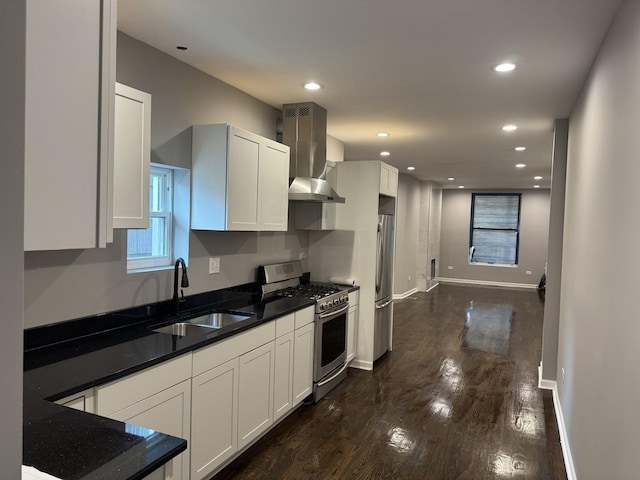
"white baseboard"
393,288,417,300
425,282,439,293
538,364,577,480
438,277,537,290
349,359,373,371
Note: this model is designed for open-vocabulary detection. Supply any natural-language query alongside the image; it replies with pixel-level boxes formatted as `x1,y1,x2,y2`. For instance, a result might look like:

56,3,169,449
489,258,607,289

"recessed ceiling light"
515,146,526,151
516,163,526,168
380,151,391,157
502,125,518,132
534,176,543,180
303,82,322,90
447,177,455,181
407,166,415,171
492,62,517,73
458,186,465,189
534,185,541,188
376,132,389,137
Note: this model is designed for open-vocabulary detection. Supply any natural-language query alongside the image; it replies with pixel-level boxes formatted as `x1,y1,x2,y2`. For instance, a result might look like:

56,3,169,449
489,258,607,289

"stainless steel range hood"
282,102,345,203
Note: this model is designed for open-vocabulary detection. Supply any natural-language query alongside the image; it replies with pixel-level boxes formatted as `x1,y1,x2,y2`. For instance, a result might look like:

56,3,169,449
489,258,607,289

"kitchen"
5,1,638,480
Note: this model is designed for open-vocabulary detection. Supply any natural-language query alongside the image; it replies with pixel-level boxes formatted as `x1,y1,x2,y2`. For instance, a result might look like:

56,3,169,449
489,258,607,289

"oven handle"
317,362,349,387
318,304,350,319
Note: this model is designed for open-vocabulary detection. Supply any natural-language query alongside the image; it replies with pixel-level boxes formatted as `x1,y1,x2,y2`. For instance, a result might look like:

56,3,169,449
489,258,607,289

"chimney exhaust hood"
282,102,345,203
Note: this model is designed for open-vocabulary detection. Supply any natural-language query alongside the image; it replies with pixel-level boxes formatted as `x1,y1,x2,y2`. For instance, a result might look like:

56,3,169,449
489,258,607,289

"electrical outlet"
525,270,532,275
208,257,220,274
561,368,566,384
299,252,308,260
408,275,411,281
447,265,453,270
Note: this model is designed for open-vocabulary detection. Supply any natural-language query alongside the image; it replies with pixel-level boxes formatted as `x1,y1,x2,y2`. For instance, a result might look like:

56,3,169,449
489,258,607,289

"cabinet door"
259,140,289,231
227,127,260,230
273,331,295,421
292,323,314,406
238,342,275,450
24,0,115,250
113,83,151,229
107,380,191,480
191,358,239,480
379,163,398,197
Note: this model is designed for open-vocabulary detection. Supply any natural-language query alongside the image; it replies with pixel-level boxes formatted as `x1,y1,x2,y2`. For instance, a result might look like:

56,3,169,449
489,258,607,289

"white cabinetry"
238,342,275,449
379,162,399,197
347,290,359,364
191,357,239,479
191,124,289,231
292,307,315,405
273,314,295,421
24,0,117,250
113,83,151,229
190,321,276,480
95,354,192,480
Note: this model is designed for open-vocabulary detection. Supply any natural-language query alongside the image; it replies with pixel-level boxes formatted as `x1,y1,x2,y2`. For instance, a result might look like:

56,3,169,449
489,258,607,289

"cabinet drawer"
294,306,315,329
275,313,295,337
95,353,192,416
193,321,276,376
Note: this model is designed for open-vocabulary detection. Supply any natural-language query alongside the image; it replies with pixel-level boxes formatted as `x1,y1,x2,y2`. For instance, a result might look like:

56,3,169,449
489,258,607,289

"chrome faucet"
172,257,189,314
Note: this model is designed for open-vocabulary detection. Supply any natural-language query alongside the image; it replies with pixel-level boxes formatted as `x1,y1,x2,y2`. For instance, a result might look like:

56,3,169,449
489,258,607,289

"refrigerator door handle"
376,299,393,309
375,225,383,294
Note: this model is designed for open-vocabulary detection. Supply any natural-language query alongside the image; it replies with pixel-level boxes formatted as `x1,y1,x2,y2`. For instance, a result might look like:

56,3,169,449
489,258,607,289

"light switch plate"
209,257,220,274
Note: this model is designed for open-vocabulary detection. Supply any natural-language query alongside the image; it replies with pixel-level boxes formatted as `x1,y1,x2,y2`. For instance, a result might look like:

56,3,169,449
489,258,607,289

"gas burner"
276,283,341,301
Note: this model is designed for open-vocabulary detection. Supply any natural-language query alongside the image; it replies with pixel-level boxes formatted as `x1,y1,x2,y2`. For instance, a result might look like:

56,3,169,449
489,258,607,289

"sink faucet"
172,257,189,314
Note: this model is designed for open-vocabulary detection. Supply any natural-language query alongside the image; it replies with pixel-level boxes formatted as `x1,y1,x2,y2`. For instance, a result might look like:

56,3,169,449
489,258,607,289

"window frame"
469,193,521,266
126,165,174,271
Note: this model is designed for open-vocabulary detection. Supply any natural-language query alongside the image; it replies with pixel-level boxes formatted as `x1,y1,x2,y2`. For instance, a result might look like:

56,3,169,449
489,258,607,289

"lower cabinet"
292,322,314,405
273,329,295,421
95,354,193,480
191,357,239,480
237,342,275,449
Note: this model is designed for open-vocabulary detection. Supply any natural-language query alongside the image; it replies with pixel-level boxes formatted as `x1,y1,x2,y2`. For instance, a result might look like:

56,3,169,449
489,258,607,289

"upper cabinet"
24,0,117,251
191,124,289,231
113,83,151,230
379,162,399,198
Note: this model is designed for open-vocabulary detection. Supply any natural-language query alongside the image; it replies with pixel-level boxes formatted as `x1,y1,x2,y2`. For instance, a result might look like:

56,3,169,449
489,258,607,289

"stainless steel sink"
188,312,254,329
151,311,255,336
152,322,216,336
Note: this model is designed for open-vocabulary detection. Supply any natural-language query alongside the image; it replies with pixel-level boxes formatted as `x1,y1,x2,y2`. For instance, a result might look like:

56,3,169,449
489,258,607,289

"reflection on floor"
216,284,567,480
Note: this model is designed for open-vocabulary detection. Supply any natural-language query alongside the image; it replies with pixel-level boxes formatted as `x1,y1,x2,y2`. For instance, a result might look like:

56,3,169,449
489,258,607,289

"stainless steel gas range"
259,260,349,403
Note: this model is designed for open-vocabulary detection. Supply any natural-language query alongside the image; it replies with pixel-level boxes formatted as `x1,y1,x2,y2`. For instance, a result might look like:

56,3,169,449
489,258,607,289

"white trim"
538,365,577,480
438,277,537,290
393,288,417,300
425,282,439,293
349,359,373,371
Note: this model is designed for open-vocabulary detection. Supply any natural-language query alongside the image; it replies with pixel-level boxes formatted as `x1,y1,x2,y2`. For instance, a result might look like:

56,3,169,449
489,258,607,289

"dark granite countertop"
23,284,316,480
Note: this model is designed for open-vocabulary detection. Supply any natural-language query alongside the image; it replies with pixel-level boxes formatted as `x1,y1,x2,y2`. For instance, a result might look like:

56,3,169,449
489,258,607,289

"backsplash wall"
23,33,309,328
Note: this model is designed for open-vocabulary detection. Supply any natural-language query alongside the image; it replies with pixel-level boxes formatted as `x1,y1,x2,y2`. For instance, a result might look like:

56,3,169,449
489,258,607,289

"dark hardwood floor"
215,284,567,480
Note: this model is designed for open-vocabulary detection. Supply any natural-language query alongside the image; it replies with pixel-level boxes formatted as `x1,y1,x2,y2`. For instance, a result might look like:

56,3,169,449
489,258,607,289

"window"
469,193,521,265
127,166,174,270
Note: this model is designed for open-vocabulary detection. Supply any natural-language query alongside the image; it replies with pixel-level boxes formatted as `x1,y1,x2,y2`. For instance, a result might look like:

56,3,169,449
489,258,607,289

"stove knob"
319,303,326,311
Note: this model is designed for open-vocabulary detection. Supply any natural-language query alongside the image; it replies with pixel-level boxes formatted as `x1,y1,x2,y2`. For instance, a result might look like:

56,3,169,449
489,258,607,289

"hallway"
216,284,567,479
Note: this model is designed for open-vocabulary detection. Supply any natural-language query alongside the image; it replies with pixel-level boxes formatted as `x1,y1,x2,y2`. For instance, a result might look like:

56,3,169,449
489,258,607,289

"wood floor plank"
215,284,567,480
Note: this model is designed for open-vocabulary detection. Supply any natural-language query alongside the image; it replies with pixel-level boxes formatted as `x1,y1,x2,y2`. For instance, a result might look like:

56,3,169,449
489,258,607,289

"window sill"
127,264,174,274
468,262,518,268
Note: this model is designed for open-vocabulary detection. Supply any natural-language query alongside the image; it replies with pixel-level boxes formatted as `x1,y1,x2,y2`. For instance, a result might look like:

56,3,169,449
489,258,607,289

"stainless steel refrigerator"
374,214,394,361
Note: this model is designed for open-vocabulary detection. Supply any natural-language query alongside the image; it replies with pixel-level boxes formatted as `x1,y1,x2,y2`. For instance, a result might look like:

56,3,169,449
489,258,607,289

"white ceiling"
117,0,622,189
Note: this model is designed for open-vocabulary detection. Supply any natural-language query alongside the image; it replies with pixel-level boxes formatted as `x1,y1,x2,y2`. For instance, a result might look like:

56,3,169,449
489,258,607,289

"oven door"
314,303,348,381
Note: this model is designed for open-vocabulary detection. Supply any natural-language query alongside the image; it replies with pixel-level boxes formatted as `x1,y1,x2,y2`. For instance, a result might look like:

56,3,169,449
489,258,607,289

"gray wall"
23,33,309,328
393,174,421,296
558,2,640,477
541,119,568,382
439,189,550,286
1,0,24,475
